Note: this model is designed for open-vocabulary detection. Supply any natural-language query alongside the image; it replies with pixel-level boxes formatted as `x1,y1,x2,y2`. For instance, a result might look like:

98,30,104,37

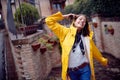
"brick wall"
1,0,61,79
12,32,61,80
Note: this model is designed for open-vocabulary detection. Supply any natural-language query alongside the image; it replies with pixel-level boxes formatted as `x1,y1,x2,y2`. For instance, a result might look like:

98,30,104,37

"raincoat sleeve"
91,40,108,66
45,12,69,42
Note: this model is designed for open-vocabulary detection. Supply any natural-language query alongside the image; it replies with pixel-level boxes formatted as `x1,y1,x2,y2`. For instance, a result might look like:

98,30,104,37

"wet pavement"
46,53,120,80
94,53,120,80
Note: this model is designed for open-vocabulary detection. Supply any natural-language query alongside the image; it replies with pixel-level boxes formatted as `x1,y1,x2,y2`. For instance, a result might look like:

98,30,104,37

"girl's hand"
63,13,76,20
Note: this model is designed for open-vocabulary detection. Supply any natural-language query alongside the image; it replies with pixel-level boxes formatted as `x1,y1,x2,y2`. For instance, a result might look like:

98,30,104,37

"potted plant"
39,38,47,54
31,41,41,52
39,46,46,54
42,33,58,46
15,22,26,34
48,35,58,46
93,22,98,28
108,27,114,35
46,43,53,50
14,2,40,36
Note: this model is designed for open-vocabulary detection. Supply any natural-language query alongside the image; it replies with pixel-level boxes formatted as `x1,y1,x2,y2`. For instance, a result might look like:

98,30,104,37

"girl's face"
74,15,86,30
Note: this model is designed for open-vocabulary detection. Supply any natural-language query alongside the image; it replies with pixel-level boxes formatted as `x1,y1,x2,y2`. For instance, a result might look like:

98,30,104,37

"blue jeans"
68,64,91,80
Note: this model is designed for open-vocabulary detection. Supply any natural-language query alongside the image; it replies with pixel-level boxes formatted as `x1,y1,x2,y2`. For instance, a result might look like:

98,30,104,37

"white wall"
92,16,120,59
101,22,120,58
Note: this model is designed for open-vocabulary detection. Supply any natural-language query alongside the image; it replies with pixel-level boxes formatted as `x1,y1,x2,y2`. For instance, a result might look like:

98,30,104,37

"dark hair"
82,20,90,36
72,14,90,37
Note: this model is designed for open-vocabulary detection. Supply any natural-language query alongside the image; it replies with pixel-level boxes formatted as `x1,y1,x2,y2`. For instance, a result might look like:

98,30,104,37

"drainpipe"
38,0,42,18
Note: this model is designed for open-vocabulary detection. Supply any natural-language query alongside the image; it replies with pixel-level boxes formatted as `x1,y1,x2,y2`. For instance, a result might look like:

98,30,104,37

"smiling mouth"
78,23,82,26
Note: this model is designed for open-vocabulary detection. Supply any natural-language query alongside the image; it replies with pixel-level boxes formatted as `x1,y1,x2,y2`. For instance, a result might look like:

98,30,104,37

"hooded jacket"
45,12,108,80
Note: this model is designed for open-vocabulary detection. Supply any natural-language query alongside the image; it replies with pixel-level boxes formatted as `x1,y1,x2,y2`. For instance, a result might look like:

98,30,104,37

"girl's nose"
81,19,84,22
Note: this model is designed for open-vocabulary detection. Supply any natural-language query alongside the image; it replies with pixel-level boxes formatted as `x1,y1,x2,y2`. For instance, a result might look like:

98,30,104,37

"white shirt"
68,36,89,68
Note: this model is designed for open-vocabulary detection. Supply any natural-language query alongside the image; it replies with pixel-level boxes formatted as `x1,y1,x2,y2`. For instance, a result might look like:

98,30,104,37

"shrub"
14,2,40,26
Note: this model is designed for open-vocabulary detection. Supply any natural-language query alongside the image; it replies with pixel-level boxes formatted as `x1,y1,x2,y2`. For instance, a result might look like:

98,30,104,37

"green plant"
63,5,73,14
39,37,53,50
46,43,53,50
39,37,47,47
15,21,26,29
42,34,51,39
42,33,58,43
64,0,120,17
14,2,40,26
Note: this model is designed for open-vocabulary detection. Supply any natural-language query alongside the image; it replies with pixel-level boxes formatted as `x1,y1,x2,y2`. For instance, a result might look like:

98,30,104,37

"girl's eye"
80,18,82,20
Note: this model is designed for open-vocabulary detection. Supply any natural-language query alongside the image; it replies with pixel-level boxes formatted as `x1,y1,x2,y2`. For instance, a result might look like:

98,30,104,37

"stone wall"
12,32,61,80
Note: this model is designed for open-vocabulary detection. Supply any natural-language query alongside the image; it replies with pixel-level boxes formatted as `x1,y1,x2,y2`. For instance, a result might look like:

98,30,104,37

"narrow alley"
1,0,120,80
46,53,120,80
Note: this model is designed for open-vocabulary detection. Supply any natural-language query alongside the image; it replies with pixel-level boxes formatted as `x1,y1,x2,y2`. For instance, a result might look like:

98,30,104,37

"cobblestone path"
46,53,120,80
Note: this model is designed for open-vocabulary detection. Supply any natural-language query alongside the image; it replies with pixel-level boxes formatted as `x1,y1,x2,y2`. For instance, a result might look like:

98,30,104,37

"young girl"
45,12,108,80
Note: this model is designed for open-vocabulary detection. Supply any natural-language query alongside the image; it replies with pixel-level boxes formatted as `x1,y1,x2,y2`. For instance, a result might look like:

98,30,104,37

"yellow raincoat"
45,12,108,80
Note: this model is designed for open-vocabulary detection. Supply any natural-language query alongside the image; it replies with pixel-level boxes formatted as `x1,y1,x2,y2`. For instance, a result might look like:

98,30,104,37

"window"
52,3,61,11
